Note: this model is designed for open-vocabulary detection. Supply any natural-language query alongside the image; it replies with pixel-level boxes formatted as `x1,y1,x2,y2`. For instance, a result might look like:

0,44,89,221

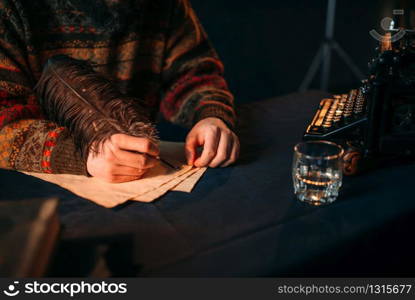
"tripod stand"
299,0,364,92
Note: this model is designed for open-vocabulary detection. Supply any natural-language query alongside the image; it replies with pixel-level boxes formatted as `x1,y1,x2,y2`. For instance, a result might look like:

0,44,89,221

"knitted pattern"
0,0,235,174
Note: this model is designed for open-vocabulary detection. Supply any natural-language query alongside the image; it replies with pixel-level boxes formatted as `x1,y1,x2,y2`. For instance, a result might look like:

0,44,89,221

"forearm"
0,118,86,174
161,0,236,130
162,59,236,129
0,2,87,175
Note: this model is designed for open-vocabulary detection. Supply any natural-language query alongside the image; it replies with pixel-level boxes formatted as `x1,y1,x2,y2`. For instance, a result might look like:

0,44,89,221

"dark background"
191,0,399,104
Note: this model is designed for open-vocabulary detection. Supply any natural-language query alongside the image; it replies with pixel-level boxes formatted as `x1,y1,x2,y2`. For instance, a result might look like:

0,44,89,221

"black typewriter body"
304,30,415,172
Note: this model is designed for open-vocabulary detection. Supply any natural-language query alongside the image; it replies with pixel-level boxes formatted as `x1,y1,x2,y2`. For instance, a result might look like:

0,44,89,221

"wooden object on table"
0,198,60,277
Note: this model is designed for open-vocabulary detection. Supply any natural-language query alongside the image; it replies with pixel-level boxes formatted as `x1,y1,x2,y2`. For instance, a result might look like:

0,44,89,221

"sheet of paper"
21,141,206,206
171,167,207,192
132,167,201,202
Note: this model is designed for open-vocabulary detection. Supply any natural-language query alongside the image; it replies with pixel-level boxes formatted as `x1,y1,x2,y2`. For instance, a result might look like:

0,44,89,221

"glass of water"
292,140,344,205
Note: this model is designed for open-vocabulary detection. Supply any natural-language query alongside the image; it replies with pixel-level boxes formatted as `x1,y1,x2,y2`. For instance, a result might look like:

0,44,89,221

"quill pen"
35,55,177,170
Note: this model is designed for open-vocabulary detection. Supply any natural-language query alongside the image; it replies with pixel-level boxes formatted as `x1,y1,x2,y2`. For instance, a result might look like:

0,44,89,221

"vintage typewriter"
304,29,415,174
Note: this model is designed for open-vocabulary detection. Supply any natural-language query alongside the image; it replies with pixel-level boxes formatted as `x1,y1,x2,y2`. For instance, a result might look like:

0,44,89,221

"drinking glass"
292,140,344,205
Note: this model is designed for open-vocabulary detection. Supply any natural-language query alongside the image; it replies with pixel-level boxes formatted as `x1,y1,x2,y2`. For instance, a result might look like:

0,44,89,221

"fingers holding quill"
34,55,177,174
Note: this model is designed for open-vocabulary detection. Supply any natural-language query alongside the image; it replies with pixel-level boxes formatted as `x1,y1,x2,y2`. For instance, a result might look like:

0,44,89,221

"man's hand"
185,117,239,168
87,134,159,183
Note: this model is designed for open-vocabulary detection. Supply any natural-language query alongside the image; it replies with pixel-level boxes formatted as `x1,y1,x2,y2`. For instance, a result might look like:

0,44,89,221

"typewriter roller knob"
342,149,362,176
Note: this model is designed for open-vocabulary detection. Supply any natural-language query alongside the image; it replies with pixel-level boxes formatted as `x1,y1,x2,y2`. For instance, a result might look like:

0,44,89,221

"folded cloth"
22,142,206,207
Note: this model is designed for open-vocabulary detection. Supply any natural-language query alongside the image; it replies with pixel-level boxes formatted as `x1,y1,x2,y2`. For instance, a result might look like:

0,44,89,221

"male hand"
87,133,159,184
185,117,239,168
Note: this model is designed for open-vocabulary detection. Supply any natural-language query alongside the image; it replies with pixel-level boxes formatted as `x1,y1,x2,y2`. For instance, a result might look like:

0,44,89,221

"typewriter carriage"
304,29,415,174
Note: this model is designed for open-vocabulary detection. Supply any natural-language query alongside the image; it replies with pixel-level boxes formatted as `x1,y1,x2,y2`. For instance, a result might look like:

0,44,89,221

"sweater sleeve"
160,0,236,130
0,2,87,175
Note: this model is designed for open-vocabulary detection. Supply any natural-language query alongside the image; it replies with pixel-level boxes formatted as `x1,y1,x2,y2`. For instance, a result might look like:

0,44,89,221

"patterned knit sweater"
0,0,235,175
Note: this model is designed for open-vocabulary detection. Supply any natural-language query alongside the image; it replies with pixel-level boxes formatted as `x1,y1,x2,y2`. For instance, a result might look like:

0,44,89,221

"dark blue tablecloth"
2,91,415,277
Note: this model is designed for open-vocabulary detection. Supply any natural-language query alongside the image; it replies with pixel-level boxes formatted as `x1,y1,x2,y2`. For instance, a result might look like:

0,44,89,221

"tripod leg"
319,0,337,91
332,41,365,80
321,42,332,91
299,45,324,92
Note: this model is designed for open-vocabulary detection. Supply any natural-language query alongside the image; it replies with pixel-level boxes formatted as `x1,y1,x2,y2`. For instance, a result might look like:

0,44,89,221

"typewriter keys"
305,89,368,137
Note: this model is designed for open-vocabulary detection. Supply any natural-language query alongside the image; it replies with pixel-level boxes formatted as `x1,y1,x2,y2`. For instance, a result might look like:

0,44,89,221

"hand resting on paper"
86,134,159,183
87,117,239,184
185,118,240,168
